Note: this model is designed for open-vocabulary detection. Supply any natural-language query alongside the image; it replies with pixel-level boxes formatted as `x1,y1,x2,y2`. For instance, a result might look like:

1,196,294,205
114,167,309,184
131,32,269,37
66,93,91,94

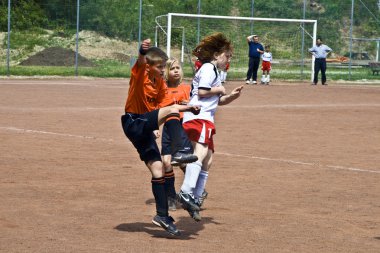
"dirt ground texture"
0,78,379,253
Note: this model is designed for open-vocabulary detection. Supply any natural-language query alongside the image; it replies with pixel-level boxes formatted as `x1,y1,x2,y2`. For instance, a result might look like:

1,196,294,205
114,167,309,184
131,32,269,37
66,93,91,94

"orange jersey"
124,63,167,114
159,83,191,117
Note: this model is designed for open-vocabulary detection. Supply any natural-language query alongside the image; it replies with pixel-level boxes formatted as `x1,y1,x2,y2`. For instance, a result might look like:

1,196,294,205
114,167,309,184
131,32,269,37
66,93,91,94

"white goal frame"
165,13,318,81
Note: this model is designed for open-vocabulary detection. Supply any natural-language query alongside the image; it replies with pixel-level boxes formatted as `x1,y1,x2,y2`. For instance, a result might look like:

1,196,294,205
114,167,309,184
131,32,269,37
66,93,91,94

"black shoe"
322,83,328,85
197,190,208,208
178,190,200,211
171,152,198,166
152,215,181,236
186,209,202,222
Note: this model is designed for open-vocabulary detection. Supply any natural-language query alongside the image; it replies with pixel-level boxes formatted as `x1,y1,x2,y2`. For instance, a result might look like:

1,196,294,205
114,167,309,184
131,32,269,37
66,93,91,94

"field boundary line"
1,126,378,175
216,152,380,174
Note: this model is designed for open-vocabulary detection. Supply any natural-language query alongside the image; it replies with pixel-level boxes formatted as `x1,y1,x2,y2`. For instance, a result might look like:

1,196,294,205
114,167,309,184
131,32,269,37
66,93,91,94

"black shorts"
161,122,193,156
121,110,161,163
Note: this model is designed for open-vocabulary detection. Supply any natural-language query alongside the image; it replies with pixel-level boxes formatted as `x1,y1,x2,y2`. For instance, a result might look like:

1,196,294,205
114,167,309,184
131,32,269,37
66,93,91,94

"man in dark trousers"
309,37,332,85
245,34,264,84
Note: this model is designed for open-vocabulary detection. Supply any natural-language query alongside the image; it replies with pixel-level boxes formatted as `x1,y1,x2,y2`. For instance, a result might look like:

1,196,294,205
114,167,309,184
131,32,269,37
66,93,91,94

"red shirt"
195,60,203,72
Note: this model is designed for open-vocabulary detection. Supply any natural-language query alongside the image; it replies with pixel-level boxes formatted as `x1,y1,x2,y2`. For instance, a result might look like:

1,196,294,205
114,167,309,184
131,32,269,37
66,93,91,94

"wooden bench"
369,62,380,75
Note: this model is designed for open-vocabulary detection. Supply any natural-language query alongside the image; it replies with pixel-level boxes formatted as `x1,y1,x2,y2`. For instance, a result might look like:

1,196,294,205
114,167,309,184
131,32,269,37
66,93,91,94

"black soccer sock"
164,170,176,199
151,177,168,217
164,116,183,154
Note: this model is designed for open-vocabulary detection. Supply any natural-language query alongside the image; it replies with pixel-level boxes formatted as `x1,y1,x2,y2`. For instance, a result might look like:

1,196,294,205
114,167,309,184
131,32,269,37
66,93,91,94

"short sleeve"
198,63,217,89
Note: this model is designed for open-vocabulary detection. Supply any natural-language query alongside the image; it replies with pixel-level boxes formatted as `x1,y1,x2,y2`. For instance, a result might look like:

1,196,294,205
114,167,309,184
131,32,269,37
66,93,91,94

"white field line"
1,80,380,89
0,103,379,112
223,103,380,109
0,81,126,89
215,152,380,174
0,126,115,143
0,106,121,112
1,126,379,174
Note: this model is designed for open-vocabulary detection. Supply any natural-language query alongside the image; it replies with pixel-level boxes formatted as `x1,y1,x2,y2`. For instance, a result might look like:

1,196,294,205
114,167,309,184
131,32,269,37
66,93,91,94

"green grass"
1,60,379,82
0,60,131,77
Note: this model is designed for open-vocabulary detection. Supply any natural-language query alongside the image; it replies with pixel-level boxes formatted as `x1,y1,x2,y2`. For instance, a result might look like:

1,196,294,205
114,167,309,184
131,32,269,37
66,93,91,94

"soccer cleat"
152,215,181,236
245,80,250,84
186,209,202,222
178,190,200,211
252,80,257,84
168,196,177,211
171,152,198,166
197,190,208,208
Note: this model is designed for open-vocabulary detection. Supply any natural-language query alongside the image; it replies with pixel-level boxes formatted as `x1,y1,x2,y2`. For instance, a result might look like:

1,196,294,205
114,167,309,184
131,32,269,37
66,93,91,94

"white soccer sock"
180,161,202,193
194,170,209,199
267,75,270,82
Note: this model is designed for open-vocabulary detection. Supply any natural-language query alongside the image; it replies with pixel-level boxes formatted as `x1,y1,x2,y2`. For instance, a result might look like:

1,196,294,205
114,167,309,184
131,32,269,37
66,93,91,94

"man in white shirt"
309,37,332,85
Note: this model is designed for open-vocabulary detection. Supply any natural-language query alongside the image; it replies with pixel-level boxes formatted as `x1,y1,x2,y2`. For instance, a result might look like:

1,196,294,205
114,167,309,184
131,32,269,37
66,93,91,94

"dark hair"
192,32,233,63
145,47,168,65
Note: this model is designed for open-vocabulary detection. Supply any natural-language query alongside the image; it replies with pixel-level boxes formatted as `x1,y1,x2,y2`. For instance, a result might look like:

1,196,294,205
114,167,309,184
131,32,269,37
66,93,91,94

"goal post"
156,13,318,81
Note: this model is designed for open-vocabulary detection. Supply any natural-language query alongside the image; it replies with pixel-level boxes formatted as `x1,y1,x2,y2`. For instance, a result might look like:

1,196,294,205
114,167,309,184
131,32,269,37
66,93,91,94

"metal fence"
1,0,379,81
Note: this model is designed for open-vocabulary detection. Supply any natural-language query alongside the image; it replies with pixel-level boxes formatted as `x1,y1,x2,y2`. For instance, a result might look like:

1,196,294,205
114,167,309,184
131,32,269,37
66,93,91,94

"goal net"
155,13,317,81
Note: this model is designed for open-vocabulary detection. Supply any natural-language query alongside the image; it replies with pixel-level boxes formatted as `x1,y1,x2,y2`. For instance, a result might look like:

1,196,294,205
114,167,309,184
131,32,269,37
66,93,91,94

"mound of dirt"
20,47,96,67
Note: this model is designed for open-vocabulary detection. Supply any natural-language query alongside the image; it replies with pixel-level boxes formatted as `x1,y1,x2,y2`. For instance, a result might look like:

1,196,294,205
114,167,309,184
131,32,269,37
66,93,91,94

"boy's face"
148,61,166,79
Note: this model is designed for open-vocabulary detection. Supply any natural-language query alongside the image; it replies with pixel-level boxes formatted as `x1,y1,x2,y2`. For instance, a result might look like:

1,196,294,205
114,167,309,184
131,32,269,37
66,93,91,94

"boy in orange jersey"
121,39,200,236
158,58,192,211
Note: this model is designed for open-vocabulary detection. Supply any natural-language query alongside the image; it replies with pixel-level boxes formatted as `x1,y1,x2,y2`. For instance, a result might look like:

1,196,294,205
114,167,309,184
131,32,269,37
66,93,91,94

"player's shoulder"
201,62,214,69
179,83,191,92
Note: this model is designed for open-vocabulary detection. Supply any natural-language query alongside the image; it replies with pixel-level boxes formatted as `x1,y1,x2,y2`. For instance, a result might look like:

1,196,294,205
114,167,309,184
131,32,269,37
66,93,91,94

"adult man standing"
308,37,332,85
245,35,264,84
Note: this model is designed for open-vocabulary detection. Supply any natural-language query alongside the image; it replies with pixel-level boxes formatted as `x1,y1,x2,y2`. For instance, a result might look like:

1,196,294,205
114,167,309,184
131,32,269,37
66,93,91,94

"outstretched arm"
219,85,244,105
171,104,201,115
198,86,226,98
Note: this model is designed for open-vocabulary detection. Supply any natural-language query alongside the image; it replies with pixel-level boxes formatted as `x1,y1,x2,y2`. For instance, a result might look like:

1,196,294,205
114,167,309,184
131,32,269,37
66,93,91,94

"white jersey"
183,63,221,123
262,52,272,62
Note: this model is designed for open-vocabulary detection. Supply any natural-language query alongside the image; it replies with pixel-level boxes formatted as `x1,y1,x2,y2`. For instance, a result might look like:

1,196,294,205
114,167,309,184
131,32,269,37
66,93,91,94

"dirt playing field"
0,78,379,253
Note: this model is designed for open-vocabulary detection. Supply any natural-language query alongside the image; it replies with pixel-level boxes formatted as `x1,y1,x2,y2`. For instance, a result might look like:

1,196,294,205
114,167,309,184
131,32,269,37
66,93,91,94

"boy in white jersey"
261,45,272,85
177,32,244,221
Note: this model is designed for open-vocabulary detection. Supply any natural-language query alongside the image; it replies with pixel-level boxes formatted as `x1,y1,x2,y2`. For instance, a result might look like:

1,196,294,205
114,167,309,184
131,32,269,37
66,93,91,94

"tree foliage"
0,0,47,30
0,0,378,46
